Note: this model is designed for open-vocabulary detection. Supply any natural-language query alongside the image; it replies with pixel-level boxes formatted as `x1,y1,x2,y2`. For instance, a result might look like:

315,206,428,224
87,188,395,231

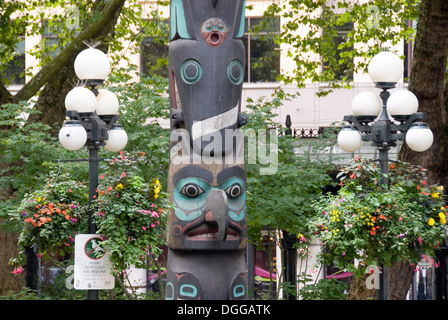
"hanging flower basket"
311,157,447,276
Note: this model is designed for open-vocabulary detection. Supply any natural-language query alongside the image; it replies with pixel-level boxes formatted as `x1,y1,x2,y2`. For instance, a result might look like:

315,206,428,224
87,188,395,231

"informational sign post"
74,234,115,290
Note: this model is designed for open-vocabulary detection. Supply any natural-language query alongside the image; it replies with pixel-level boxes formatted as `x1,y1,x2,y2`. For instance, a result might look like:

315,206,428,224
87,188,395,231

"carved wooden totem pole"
165,0,248,300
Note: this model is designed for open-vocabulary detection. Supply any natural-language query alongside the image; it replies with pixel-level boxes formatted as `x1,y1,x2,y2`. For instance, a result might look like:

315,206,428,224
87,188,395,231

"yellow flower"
439,212,446,224
115,183,124,191
431,191,439,198
428,218,435,226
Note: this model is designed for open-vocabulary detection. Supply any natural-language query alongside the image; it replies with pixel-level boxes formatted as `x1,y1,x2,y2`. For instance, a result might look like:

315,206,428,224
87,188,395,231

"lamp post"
58,45,128,300
337,51,434,300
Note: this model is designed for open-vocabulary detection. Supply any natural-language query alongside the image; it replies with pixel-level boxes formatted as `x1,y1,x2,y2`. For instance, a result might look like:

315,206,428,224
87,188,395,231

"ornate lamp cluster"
337,51,433,155
58,46,127,152
57,45,127,300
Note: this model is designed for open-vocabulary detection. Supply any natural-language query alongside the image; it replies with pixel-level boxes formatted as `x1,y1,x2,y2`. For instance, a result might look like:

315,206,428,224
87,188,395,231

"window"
322,16,354,81
140,19,169,78
4,37,25,85
42,20,62,61
243,17,280,83
403,20,415,81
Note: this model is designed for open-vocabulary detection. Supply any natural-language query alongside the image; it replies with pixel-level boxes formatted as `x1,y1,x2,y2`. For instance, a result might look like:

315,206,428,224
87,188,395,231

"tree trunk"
346,273,376,300
28,0,126,127
393,0,448,300
0,0,126,296
388,262,415,300
401,0,448,187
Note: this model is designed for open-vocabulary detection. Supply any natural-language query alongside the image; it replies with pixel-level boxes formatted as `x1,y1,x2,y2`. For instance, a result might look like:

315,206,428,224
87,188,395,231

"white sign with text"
74,234,114,290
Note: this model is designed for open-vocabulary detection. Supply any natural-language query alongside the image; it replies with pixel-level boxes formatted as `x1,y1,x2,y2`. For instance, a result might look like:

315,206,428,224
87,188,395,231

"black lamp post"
338,51,434,300
58,45,128,300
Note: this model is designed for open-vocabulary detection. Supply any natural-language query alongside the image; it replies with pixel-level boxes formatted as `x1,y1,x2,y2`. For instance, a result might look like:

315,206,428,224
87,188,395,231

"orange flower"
65,215,70,220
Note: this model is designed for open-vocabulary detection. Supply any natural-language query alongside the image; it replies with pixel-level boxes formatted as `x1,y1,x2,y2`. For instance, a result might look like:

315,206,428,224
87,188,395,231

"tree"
265,0,448,299
243,93,336,299
0,0,171,296
395,0,448,300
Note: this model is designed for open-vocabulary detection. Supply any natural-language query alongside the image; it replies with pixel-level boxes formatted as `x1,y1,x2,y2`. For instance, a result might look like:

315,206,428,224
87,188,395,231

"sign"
74,234,114,290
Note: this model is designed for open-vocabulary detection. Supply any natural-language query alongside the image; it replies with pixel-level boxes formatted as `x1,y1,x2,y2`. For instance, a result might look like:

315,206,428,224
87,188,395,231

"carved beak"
203,189,228,241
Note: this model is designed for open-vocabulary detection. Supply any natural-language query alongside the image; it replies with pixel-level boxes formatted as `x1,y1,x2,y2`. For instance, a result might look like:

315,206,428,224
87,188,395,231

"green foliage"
311,157,447,277
108,67,170,186
10,169,89,266
297,272,347,300
92,151,169,271
264,0,420,94
243,93,336,247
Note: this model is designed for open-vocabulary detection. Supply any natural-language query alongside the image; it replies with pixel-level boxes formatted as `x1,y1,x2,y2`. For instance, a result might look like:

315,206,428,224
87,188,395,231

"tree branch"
13,0,126,103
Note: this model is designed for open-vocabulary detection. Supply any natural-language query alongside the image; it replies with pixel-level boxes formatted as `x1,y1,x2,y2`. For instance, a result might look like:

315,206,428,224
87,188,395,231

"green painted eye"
181,183,205,198
225,183,242,199
227,60,244,85
181,59,202,84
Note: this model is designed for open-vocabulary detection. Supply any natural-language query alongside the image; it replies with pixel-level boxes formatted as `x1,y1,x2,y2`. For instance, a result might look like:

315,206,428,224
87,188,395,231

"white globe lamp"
64,86,97,113
59,120,88,150
368,52,403,85
105,124,128,152
74,47,111,80
337,126,362,152
96,89,119,116
405,123,433,152
387,90,419,121
351,91,382,120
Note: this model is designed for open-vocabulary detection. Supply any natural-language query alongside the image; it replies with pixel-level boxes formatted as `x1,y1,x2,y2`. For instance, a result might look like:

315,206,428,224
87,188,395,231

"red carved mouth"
186,225,239,241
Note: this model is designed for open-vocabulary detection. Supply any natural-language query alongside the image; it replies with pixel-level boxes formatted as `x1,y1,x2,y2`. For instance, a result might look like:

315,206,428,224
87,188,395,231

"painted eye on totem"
181,183,205,198
227,60,244,85
225,183,242,199
180,59,202,84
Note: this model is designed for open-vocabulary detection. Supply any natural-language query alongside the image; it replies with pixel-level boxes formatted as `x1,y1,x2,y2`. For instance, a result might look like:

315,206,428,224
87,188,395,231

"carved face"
167,0,247,252
167,162,247,250
201,18,227,46
169,0,246,155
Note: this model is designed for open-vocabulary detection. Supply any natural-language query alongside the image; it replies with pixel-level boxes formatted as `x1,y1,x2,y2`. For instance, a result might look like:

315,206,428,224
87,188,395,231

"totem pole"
165,0,248,300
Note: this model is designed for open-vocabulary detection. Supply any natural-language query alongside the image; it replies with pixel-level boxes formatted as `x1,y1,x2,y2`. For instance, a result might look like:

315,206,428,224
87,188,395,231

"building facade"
5,0,427,299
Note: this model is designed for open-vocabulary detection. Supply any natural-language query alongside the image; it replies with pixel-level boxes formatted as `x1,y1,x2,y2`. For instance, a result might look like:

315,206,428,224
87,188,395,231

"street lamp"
58,45,127,300
337,51,433,300
338,51,433,173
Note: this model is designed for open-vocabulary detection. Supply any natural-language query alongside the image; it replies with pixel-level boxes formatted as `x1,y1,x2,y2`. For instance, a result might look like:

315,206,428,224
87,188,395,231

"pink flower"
151,211,159,218
142,226,147,231
151,223,155,228
12,267,24,274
